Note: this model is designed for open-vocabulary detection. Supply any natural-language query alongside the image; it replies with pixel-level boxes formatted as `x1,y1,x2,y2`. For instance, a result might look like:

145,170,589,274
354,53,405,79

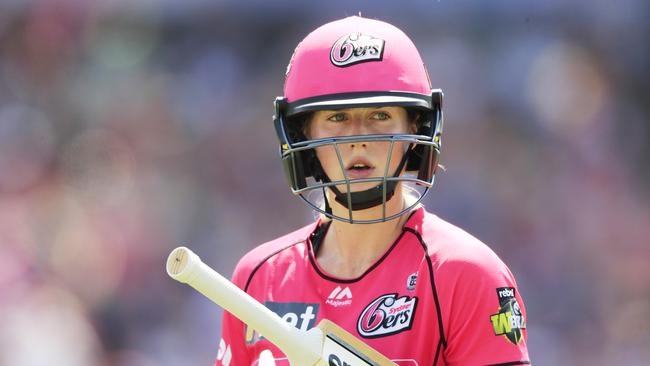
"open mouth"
349,163,372,171
345,159,375,179
346,157,374,171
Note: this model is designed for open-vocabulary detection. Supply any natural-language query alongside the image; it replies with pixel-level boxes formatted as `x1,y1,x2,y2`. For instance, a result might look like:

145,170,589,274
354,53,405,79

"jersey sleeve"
438,253,530,365
214,261,252,366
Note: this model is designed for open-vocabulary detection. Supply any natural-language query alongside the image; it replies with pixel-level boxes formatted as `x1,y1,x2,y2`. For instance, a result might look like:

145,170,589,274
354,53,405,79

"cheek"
372,141,408,159
376,142,410,172
308,121,334,140
314,146,340,174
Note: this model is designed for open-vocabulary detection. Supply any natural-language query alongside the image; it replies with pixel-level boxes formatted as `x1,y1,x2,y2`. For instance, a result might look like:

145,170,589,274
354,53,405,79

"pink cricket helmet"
274,16,443,223
283,15,434,114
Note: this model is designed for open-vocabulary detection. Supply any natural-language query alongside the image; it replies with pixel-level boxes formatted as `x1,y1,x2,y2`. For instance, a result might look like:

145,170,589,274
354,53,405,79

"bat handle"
166,247,323,366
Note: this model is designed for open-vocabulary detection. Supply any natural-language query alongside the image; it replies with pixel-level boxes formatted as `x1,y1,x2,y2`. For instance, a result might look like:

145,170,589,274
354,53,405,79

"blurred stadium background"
0,0,648,365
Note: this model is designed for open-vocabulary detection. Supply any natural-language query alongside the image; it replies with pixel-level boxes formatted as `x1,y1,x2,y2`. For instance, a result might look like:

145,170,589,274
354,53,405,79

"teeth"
352,164,367,168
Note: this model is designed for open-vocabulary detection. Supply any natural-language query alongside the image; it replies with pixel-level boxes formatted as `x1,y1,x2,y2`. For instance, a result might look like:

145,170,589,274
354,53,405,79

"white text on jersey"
326,286,353,307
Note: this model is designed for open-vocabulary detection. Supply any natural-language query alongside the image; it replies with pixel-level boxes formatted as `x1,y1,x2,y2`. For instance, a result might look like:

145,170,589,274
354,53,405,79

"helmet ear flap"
280,151,307,190
406,142,438,183
405,90,443,184
275,97,324,190
415,145,440,182
405,112,431,172
279,143,324,190
275,98,306,190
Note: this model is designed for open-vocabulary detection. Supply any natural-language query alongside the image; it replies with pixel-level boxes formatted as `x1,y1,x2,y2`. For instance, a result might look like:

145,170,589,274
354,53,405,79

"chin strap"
323,145,413,212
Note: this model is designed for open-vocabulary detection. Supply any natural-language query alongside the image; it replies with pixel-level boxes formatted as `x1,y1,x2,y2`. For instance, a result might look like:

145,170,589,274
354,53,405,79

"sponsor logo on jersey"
330,33,385,67
489,287,526,345
245,302,319,344
406,272,418,291
357,293,417,338
326,286,353,307
216,338,232,366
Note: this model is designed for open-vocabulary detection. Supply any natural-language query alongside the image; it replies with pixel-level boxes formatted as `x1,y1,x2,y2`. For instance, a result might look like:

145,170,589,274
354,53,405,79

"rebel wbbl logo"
357,293,417,338
489,287,526,345
330,33,385,67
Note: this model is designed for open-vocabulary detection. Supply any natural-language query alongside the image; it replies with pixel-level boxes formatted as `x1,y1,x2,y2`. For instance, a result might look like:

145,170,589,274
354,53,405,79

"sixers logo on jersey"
330,33,385,67
357,293,417,338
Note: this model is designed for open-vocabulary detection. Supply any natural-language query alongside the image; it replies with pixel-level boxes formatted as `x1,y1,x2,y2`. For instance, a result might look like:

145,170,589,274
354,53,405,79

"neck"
316,187,412,278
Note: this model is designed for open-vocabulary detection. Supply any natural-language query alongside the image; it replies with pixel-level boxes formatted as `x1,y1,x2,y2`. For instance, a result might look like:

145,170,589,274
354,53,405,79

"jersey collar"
402,206,426,233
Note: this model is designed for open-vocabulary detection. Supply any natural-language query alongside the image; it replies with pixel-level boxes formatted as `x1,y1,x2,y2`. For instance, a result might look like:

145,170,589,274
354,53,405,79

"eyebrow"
321,107,390,113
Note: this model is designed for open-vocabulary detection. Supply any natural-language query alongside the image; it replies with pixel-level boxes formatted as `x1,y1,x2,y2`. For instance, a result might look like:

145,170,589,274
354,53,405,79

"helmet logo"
330,33,384,67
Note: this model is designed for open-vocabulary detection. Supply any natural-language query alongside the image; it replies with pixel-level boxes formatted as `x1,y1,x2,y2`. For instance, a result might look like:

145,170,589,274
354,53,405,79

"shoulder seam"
243,240,306,292
403,227,447,349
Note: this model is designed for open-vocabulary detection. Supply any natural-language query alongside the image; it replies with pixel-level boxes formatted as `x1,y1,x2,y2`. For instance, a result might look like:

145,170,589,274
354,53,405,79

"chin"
333,181,383,193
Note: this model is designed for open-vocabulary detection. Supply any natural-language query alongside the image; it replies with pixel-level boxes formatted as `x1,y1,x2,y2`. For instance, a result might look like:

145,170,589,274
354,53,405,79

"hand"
258,349,276,366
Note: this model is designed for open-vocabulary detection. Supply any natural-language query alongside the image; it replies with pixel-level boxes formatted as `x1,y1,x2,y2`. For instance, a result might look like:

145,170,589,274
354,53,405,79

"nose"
348,119,368,148
349,141,367,148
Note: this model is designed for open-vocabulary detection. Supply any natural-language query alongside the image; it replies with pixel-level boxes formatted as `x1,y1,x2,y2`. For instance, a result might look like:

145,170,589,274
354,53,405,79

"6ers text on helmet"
330,33,385,67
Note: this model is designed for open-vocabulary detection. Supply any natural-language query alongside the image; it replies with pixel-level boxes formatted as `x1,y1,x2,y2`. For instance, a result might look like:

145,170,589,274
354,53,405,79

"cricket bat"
166,246,397,366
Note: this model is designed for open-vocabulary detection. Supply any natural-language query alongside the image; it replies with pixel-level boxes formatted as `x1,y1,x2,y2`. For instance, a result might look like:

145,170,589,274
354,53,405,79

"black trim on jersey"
403,227,448,352
310,220,332,257
243,240,306,292
404,227,530,366
432,338,444,366
307,210,419,284
308,230,407,283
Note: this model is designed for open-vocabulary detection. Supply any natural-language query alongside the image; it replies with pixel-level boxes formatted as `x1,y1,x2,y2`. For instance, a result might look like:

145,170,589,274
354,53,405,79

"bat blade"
166,247,396,366
318,320,396,366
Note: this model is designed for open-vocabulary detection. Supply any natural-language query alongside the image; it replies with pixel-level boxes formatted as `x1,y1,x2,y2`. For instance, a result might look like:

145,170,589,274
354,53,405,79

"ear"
409,121,418,134
406,109,421,134
301,113,314,140
302,122,311,139
408,114,420,134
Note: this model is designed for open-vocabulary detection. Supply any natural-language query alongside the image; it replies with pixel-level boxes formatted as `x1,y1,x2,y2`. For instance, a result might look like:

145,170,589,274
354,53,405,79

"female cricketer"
215,16,530,366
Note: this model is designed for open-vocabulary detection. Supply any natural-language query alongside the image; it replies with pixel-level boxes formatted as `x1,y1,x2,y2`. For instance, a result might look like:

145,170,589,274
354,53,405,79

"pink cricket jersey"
215,207,530,366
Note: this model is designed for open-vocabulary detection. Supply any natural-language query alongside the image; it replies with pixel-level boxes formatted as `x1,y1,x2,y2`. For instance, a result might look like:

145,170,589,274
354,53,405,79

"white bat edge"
166,246,324,366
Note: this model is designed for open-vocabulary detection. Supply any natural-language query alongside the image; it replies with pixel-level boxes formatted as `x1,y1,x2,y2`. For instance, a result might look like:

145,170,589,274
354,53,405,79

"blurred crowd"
0,1,648,365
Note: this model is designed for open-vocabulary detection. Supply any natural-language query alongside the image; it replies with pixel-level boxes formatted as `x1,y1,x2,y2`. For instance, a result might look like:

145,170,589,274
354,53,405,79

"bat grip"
166,247,322,366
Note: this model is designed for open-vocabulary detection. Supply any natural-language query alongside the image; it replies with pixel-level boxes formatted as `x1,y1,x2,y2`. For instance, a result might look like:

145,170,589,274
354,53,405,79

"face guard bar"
274,90,443,224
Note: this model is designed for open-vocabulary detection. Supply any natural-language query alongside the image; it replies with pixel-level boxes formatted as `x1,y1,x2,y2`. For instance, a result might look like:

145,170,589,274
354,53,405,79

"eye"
371,111,391,120
327,112,347,122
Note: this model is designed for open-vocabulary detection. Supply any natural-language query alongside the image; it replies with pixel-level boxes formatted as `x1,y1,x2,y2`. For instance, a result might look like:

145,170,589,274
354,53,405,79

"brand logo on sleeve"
406,272,418,291
326,286,353,307
489,287,526,345
357,293,417,338
245,302,319,344
330,33,385,67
